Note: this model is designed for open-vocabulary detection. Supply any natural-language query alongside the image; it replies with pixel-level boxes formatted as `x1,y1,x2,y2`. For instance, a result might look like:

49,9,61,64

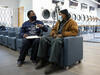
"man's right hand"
23,34,28,38
53,34,57,38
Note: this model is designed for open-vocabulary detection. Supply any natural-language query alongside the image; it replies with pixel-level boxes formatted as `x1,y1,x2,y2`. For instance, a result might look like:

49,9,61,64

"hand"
50,32,55,36
53,34,57,38
36,24,43,28
23,34,28,38
57,34,62,38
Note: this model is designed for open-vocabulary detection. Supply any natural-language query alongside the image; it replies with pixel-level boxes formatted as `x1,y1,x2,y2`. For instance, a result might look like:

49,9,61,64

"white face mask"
58,15,63,22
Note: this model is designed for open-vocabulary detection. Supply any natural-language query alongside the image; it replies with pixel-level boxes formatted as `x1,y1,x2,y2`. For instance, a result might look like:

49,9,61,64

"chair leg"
78,60,82,64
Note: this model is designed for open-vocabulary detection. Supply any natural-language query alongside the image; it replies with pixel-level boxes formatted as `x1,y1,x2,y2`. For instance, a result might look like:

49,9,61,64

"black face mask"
30,16,37,21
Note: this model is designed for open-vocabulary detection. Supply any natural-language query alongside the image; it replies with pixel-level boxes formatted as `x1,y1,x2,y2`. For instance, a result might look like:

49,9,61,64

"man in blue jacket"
17,10,48,67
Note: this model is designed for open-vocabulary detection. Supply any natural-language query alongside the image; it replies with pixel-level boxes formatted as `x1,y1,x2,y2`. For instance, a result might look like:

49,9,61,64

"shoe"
17,61,24,67
35,60,48,69
45,63,62,75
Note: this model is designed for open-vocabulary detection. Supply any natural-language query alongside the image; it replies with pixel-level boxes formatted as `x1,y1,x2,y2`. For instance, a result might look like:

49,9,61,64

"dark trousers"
37,36,63,64
18,38,40,62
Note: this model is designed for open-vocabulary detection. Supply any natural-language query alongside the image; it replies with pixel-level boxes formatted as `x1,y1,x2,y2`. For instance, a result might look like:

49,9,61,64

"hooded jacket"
50,18,78,37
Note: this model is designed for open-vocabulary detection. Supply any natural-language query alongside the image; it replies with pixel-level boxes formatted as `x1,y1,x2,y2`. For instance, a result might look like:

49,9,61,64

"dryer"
32,0,56,27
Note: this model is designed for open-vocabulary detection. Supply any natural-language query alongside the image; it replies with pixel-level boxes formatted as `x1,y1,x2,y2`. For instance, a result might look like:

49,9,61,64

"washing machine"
71,13,77,21
32,0,57,27
41,8,57,27
76,14,82,25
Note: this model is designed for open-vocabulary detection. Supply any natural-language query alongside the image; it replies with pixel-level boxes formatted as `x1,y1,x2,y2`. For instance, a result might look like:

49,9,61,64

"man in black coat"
17,10,48,67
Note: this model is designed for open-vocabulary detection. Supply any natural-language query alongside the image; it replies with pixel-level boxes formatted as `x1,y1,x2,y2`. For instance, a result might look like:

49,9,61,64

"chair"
7,31,16,50
7,27,21,50
2,31,8,46
60,36,83,68
0,31,8,45
16,38,23,51
43,26,83,68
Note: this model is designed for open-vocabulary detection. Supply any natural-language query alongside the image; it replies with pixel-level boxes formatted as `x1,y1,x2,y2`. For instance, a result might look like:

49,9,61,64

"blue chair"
43,26,83,68
60,36,83,68
2,31,8,46
0,35,3,45
0,31,8,45
16,38,23,51
7,31,16,50
15,28,23,51
2,36,8,46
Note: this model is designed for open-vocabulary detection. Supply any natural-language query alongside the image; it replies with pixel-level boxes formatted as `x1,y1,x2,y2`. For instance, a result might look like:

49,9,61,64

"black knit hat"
60,9,69,16
60,9,71,21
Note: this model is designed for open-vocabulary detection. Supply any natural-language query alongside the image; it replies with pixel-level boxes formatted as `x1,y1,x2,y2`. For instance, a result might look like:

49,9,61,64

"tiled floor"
0,45,77,75
0,42,100,75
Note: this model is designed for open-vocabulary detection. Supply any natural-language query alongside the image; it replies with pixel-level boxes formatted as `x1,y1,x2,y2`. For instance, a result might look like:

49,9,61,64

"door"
18,7,24,27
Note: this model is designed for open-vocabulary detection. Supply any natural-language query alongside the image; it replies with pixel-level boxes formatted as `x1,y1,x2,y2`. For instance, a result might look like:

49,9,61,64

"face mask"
58,15,63,22
30,16,37,21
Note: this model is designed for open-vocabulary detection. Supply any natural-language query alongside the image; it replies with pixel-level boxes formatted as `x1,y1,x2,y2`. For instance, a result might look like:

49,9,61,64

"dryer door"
42,9,50,19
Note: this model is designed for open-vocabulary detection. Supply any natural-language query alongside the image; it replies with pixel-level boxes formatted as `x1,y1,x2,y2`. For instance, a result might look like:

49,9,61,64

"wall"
0,0,33,27
19,0,32,10
0,0,18,8
19,0,33,22
0,0,19,27
0,0,99,27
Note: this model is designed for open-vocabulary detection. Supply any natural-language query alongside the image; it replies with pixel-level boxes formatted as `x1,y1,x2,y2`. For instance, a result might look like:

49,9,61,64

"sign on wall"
81,3,88,10
89,6,95,12
52,0,64,3
69,0,78,8
89,6,95,14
